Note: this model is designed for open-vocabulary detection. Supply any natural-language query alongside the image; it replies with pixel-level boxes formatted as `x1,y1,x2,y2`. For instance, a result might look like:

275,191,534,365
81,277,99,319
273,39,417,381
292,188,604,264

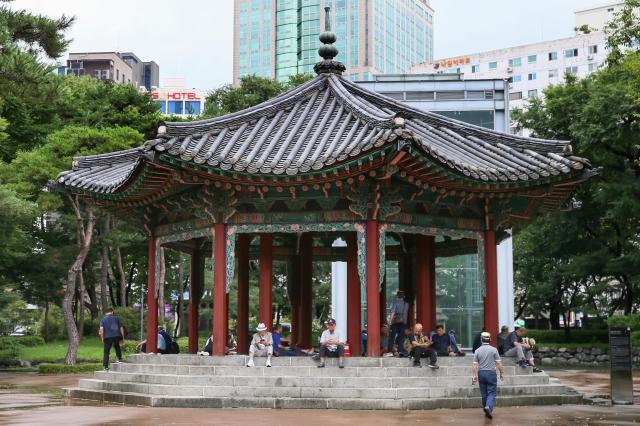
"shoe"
384,352,394,357
246,359,255,367
265,360,272,367
338,363,344,369
103,367,109,371
532,367,543,373
112,360,122,364
483,407,493,419
517,360,528,368
413,363,422,368
312,354,320,361
428,364,439,369
317,362,325,368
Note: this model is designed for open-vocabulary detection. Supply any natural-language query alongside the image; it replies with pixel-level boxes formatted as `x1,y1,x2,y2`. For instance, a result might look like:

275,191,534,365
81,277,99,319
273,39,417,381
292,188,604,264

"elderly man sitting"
318,318,345,368
246,323,273,367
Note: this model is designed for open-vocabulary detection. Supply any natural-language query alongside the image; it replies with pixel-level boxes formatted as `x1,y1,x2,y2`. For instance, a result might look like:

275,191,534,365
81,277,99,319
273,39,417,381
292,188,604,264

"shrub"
607,314,640,330
526,329,609,344
0,339,23,360
0,336,44,347
632,331,640,348
113,307,144,338
37,305,65,341
38,363,102,374
121,339,139,355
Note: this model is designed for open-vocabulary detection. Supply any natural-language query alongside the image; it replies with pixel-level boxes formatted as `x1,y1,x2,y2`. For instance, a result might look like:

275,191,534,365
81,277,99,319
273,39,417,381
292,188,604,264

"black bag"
170,341,180,354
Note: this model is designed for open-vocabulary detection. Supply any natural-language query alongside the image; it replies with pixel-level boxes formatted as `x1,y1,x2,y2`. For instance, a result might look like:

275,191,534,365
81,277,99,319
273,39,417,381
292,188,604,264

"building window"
168,100,183,114
508,57,521,67
588,45,598,55
184,101,201,115
588,62,599,72
607,7,614,12
471,64,480,73
155,101,166,114
512,74,522,83
488,61,497,70
548,69,559,78
565,66,578,75
509,91,523,100
564,48,579,58
528,89,538,98
548,51,558,61
528,72,536,80
116,69,119,80
527,54,537,63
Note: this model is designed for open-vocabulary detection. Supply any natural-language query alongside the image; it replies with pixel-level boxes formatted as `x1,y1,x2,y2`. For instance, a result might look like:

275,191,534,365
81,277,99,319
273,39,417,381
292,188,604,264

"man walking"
99,308,125,371
472,331,504,419
387,290,408,354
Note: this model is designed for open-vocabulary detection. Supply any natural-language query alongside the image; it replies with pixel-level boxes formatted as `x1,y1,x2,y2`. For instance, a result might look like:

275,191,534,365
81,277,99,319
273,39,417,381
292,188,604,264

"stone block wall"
533,347,640,367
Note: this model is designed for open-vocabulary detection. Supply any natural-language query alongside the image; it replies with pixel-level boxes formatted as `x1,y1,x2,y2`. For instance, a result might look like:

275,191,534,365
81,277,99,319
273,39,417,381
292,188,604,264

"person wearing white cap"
246,323,273,367
472,332,504,420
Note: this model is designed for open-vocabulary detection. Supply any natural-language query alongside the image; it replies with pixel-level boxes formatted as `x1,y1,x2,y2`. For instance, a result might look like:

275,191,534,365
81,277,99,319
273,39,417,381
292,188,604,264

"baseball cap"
481,332,491,339
327,318,336,325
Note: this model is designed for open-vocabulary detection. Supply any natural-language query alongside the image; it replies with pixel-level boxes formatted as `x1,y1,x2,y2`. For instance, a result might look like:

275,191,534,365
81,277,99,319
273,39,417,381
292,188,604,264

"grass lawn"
22,337,104,362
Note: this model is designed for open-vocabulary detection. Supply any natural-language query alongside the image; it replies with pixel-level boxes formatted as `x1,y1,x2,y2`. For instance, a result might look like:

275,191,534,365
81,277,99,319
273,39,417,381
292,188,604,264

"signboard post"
609,327,634,405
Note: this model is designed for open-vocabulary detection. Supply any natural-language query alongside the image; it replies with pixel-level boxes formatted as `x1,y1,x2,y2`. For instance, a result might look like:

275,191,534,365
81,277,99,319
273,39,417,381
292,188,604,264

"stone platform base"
63,354,583,410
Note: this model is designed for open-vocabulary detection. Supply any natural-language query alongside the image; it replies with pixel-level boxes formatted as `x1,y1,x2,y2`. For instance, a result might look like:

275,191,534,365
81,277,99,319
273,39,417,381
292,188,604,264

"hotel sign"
151,92,201,100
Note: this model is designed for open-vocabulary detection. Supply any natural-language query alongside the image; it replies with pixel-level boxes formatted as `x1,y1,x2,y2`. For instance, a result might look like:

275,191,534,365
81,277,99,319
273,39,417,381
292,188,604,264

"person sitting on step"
246,323,273,367
503,326,542,373
318,318,345,368
407,323,439,369
431,324,458,357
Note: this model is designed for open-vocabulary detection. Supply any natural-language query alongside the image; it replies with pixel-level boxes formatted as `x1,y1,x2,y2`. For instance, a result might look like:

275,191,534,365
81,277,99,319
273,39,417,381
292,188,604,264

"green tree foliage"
203,73,315,117
0,0,74,161
604,0,640,65
512,52,640,318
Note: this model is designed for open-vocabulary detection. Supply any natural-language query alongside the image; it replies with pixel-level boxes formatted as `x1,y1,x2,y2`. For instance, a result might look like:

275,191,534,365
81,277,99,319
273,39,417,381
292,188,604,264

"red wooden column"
188,247,203,354
366,220,381,357
298,233,313,349
380,278,387,328
483,230,499,346
212,224,227,355
236,234,250,354
146,236,158,353
258,233,273,330
415,235,436,332
345,232,360,357
402,255,414,327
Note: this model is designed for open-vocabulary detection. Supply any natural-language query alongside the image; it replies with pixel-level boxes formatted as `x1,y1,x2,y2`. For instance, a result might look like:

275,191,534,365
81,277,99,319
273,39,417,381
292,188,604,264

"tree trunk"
158,247,166,324
99,214,111,312
44,298,50,343
623,275,633,315
63,197,96,365
125,260,137,307
115,246,127,307
78,269,85,342
176,253,185,338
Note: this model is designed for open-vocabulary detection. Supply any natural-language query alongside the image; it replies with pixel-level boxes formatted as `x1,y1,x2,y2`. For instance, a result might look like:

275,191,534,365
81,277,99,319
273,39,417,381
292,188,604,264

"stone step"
95,371,548,388
109,363,534,377
125,354,522,368
64,387,583,410
78,379,569,400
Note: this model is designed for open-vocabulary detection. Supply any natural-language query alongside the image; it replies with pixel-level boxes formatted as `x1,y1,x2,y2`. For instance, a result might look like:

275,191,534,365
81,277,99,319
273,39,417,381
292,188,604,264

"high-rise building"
409,2,617,133
233,0,434,85
60,51,159,90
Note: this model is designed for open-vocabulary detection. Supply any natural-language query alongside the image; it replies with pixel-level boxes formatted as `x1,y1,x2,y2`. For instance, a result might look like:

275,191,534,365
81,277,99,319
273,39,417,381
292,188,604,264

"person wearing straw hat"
472,331,504,420
246,323,273,367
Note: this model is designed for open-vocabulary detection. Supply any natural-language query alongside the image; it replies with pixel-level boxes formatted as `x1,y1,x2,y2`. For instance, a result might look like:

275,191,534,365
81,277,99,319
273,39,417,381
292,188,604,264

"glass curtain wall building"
233,0,434,84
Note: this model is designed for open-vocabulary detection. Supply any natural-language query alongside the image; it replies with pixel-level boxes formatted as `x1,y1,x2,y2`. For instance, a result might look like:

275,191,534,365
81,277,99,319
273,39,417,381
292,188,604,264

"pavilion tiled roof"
57,72,591,194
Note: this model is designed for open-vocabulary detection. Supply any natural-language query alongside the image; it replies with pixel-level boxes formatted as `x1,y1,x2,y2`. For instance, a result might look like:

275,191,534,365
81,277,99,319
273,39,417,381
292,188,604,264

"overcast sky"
15,0,603,92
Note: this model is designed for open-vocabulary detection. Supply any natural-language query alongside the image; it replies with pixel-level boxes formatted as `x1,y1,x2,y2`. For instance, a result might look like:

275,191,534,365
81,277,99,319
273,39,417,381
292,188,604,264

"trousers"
478,370,497,413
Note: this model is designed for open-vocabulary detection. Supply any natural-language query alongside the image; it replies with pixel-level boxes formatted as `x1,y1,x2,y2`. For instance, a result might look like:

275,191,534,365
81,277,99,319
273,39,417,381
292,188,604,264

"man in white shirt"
318,318,345,368
246,323,273,367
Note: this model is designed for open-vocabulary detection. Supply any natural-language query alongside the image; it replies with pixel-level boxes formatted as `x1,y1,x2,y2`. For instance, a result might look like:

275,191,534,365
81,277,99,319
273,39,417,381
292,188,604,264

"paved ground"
0,371,638,425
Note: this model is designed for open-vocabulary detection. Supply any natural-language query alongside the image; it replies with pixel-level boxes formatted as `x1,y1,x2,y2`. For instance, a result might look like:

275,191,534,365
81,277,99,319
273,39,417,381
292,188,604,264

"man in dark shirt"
497,326,510,355
431,324,454,357
99,308,124,370
504,327,541,372
407,323,438,369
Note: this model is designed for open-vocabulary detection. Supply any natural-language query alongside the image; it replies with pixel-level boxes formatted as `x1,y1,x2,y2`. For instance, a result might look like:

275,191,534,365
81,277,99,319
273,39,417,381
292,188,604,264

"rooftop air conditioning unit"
506,67,513,73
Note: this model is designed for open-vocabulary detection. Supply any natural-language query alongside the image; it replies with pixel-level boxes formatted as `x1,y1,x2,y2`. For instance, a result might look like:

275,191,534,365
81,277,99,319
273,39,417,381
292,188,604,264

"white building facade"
148,78,205,119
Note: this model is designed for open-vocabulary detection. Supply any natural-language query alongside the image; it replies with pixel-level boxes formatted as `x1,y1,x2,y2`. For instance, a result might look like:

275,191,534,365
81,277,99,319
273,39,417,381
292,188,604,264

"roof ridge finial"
314,6,345,75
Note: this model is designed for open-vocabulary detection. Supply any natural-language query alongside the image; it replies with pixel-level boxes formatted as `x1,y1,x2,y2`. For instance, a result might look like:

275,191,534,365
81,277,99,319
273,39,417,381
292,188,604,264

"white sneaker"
246,359,255,367
266,360,272,367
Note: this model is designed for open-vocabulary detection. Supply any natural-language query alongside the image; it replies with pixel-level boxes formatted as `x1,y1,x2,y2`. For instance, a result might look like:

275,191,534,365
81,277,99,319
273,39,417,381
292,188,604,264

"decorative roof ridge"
161,75,327,135
71,147,144,169
337,76,573,151
327,74,394,126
